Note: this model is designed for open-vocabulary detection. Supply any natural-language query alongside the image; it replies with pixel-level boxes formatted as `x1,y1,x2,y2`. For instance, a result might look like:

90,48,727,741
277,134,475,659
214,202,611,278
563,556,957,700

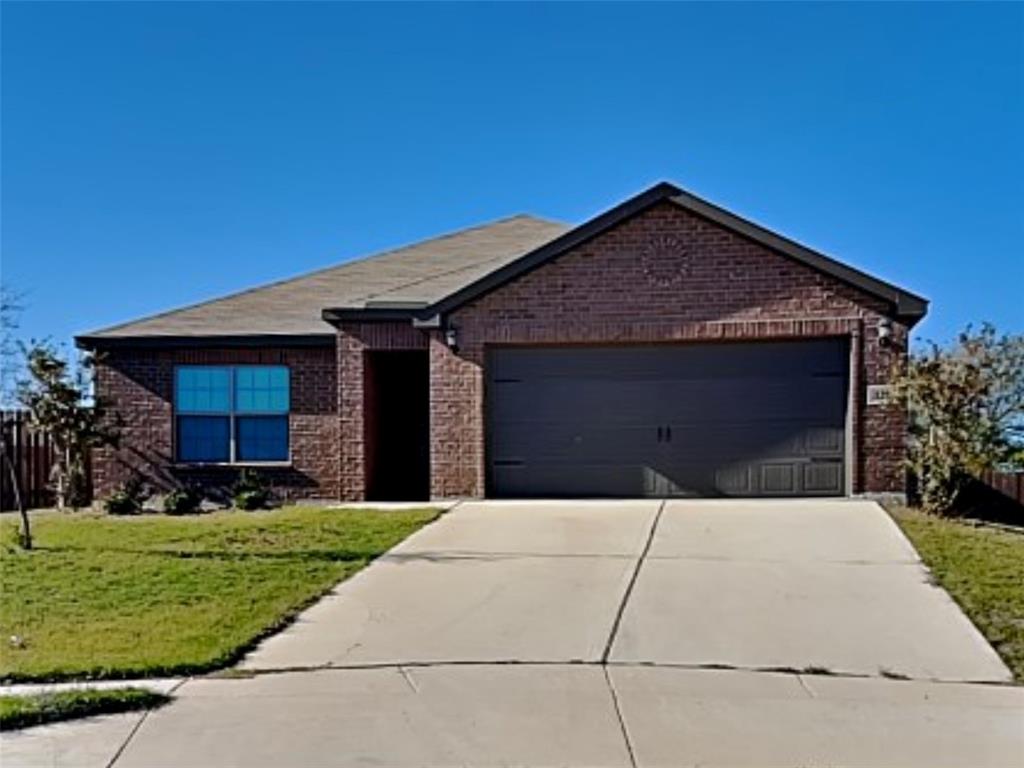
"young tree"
893,324,1024,513
17,343,119,517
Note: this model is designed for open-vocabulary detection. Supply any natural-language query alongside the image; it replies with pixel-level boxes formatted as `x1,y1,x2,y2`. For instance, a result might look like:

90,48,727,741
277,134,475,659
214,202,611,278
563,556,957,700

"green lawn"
890,507,1024,682
0,506,439,683
0,688,169,731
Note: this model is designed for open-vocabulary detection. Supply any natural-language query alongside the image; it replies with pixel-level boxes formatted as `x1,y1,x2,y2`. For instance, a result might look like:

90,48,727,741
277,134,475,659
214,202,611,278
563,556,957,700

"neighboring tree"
893,323,1024,513
1011,445,1024,470
0,286,31,547
17,343,119,518
1,285,23,406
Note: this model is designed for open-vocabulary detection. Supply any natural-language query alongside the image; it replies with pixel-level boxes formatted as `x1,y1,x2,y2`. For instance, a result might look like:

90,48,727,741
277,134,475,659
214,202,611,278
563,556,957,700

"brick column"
861,317,910,494
428,331,485,498
337,330,367,501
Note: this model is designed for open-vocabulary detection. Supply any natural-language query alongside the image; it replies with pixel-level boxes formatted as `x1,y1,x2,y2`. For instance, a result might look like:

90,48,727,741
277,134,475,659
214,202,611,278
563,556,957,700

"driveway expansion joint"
225,658,1022,688
106,678,188,768
601,499,665,664
601,665,638,768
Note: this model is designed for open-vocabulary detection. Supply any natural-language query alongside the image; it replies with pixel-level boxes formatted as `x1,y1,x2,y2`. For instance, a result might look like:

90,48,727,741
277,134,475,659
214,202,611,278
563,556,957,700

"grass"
0,506,439,683
0,687,169,731
890,506,1024,682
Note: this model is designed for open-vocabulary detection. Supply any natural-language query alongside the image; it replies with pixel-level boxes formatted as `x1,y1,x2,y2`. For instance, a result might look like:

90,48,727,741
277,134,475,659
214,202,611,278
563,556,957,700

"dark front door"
365,350,430,501
486,340,848,498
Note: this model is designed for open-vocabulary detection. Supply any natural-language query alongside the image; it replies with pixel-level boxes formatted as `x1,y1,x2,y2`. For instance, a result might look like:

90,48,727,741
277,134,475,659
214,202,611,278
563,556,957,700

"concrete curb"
0,678,184,698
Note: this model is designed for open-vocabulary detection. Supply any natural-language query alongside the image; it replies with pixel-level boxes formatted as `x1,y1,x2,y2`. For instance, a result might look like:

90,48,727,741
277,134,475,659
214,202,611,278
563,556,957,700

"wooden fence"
978,469,1024,506
1,410,57,510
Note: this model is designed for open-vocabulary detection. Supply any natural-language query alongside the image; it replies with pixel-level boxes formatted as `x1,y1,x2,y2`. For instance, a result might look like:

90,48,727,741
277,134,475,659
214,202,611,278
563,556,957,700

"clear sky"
2,2,1021,349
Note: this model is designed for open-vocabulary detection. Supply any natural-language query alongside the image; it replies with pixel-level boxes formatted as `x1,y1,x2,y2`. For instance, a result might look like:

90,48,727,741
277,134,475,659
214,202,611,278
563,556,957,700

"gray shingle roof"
80,215,569,340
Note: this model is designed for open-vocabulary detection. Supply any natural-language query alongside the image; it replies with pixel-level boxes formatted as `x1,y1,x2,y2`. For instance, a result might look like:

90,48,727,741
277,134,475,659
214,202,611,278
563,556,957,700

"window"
175,366,289,463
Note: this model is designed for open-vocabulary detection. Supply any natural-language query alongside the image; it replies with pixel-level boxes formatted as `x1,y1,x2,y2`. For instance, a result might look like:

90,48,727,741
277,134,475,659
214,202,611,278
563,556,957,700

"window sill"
173,462,293,469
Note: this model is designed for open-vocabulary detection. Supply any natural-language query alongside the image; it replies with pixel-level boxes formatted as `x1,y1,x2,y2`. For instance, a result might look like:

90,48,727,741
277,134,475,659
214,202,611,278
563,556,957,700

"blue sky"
2,2,1021,348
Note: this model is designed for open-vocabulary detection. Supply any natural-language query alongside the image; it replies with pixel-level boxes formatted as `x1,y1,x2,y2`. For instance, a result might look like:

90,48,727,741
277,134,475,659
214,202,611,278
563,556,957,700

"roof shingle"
81,215,569,339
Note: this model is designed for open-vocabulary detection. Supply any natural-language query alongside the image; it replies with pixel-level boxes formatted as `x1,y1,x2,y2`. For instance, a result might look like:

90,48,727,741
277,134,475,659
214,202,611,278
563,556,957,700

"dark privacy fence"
978,469,1024,506
1,410,58,510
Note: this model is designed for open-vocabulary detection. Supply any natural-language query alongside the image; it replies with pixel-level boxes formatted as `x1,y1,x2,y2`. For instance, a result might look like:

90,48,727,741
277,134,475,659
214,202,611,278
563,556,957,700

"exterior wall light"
878,318,893,347
444,326,459,352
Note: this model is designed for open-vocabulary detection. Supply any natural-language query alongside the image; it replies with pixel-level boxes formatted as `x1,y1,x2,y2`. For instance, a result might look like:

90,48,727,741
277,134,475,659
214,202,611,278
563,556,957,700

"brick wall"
336,322,427,500
92,344,339,502
433,201,910,497
429,331,485,498
97,201,912,503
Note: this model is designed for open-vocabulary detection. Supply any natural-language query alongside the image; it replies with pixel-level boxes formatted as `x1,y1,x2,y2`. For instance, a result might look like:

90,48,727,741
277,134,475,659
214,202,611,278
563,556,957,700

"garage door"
486,340,848,498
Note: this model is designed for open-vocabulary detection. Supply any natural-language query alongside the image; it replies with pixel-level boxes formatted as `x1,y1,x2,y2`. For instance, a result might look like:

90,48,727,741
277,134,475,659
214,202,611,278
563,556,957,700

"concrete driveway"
5,499,1021,767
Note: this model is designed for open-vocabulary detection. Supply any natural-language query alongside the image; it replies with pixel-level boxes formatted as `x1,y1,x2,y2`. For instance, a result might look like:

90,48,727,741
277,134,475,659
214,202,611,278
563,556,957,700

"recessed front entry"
364,350,430,500
486,339,849,498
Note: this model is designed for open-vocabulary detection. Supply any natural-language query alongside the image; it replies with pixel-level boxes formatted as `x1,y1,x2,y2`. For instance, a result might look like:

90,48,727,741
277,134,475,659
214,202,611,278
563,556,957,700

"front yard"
0,506,439,682
891,506,1024,681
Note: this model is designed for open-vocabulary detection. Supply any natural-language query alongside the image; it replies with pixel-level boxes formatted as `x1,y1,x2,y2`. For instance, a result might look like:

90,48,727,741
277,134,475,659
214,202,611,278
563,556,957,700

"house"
76,182,927,502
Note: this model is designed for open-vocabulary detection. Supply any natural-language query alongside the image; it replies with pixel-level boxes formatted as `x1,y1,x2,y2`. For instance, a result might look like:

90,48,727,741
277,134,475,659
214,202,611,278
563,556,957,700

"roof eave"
417,181,928,326
74,333,336,351
896,294,930,327
321,305,426,325
668,190,929,325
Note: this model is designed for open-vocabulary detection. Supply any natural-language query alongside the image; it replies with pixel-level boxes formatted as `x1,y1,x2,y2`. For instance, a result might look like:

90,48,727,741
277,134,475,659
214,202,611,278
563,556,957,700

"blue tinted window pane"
176,367,230,412
177,416,230,462
236,416,288,461
235,366,289,414
267,388,288,412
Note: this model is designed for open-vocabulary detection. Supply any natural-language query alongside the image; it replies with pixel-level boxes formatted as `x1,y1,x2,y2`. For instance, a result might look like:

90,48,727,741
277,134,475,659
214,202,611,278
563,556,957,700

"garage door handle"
666,426,672,442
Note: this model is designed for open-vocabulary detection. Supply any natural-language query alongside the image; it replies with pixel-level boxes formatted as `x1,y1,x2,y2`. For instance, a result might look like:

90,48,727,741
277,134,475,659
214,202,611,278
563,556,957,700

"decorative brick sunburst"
639,233,691,288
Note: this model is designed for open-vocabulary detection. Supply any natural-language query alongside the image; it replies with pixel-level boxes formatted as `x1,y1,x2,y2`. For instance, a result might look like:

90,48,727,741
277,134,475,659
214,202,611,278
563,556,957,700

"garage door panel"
490,342,845,381
803,461,845,493
657,381,846,422
664,423,835,461
486,341,848,498
490,380,681,424
665,421,845,457
659,459,844,497
488,419,814,463
492,463,654,497
805,426,844,454
493,378,845,425
489,422,663,463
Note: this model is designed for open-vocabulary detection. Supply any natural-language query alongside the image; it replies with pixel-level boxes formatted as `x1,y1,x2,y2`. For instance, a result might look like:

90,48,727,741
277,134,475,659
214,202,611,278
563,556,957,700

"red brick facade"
93,345,338,501
94,201,910,503
429,202,909,498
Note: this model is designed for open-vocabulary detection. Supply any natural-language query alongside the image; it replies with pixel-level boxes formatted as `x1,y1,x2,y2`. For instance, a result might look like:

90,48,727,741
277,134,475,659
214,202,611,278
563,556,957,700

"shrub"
104,491,137,516
103,476,147,516
232,469,271,510
893,324,1024,514
163,486,202,515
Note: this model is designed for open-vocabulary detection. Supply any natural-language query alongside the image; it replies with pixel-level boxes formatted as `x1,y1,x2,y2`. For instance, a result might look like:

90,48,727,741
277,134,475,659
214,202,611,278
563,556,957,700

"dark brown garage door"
486,339,848,498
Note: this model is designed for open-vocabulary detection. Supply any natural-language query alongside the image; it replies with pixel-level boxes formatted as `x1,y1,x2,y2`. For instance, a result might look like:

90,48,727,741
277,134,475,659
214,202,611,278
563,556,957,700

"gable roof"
412,182,928,323
76,215,570,346
78,181,928,348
